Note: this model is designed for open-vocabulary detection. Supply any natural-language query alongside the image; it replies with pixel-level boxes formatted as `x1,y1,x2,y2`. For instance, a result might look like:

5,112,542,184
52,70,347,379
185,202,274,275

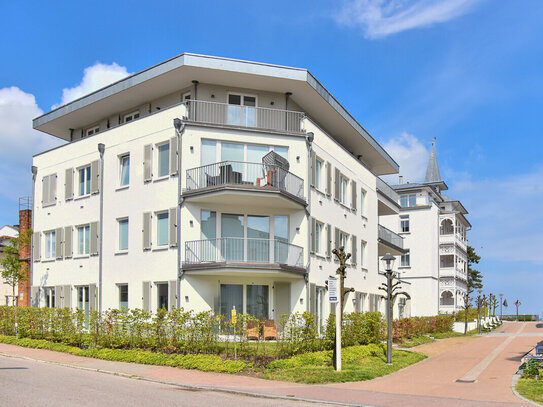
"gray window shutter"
351,180,357,210
168,280,178,311
334,168,340,201
310,152,316,187
143,144,152,182
65,168,74,201
309,283,316,314
31,286,40,307
33,232,41,262
143,212,152,250
50,174,57,204
169,207,178,247
170,137,178,176
55,285,62,308
64,226,73,258
142,281,151,311
326,162,332,197
310,217,316,253
334,227,340,250
90,160,100,194
351,235,357,265
90,221,99,255
42,176,49,205
326,224,331,258
89,284,97,311
63,285,72,309
55,227,63,259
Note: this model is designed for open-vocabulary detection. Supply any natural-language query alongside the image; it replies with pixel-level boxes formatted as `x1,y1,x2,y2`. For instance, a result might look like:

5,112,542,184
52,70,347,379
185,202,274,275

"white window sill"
152,246,169,252
42,202,57,208
74,194,91,201
153,175,170,183
399,232,410,235
115,250,129,256
361,267,368,273
73,254,90,259
42,258,55,263
313,253,327,260
399,266,411,269
116,185,129,191
361,215,368,221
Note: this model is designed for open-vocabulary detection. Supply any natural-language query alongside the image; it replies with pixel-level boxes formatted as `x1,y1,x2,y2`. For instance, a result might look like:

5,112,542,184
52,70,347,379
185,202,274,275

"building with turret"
380,143,470,315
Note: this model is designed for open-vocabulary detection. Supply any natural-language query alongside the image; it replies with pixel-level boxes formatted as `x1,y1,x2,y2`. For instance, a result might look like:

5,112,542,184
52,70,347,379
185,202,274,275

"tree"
514,300,521,321
462,246,483,334
0,229,32,306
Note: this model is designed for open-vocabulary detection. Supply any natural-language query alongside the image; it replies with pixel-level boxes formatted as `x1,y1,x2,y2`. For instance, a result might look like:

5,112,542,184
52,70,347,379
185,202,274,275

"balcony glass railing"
182,100,305,133
376,177,399,205
378,224,404,250
184,238,304,269
185,161,305,201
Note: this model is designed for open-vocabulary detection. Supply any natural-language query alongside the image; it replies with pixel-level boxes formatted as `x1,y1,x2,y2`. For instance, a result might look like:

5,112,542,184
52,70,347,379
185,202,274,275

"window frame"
315,157,323,191
400,250,411,268
339,174,349,205
360,240,367,269
119,153,130,187
156,141,170,179
360,188,367,217
43,230,56,259
155,211,169,248
400,194,417,208
400,215,410,233
315,221,324,255
76,224,90,256
124,111,140,123
118,284,128,309
77,165,91,197
118,217,129,252
85,126,99,138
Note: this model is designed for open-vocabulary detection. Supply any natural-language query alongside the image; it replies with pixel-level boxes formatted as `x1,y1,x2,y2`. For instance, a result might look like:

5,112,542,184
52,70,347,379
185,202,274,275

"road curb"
0,351,369,407
511,373,541,406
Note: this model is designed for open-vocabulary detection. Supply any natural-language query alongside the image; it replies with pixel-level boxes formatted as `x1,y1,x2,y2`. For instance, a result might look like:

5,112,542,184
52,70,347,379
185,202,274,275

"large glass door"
221,142,244,182
220,284,243,319
247,216,269,263
246,285,269,319
201,210,217,262
221,214,244,261
274,216,288,264
227,94,256,127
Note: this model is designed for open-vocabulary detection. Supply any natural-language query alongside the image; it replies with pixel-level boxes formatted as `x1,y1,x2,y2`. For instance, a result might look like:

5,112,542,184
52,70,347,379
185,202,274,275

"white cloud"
383,132,429,183
336,0,481,38
0,87,63,202
53,62,131,109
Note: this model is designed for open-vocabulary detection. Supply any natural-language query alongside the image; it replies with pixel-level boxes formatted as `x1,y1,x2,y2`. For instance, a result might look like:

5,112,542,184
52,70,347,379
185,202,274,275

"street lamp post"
380,253,396,365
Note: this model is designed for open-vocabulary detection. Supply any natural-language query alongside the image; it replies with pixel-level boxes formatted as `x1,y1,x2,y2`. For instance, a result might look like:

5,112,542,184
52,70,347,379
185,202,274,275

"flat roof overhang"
33,53,399,175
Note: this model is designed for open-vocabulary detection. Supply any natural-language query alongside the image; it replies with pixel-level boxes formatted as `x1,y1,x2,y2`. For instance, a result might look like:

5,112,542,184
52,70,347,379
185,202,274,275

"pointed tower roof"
424,142,442,183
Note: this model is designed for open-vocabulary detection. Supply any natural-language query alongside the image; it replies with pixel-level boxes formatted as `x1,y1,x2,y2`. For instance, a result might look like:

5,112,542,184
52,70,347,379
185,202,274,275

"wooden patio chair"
246,320,260,340
263,319,277,340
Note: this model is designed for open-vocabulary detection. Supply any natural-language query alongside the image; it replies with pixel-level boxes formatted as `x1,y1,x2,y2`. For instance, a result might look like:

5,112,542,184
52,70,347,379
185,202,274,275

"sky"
0,0,541,315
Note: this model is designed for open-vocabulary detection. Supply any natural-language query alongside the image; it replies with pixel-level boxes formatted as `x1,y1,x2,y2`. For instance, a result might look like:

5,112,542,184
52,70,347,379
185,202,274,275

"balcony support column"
305,132,314,313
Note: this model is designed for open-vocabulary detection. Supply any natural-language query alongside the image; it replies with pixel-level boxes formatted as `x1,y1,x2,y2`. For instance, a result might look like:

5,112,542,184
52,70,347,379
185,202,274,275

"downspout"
31,166,37,305
192,80,199,121
305,132,314,312
174,118,186,309
98,143,105,314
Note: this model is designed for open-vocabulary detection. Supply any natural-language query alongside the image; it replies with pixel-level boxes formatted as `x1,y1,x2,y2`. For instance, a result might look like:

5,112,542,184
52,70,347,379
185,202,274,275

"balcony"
378,224,405,256
183,238,305,273
439,233,467,252
377,177,400,215
183,161,306,208
182,100,305,134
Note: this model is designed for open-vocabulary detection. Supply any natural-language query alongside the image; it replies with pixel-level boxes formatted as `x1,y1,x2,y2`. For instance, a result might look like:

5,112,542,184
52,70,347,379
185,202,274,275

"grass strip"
516,378,543,405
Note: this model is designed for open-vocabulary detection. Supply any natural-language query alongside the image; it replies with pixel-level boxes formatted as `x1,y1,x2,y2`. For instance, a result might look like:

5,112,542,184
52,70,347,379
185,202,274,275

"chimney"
399,175,403,184
17,197,32,307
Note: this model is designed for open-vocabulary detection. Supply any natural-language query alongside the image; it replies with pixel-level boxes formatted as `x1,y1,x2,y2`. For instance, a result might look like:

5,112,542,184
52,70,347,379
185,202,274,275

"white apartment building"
0,225,19,304
381,144,470,315
29,53,409,326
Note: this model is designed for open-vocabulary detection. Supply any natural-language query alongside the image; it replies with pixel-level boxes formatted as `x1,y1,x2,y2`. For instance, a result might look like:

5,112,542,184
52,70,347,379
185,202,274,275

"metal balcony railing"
378,224,404,250
376,177,399,205
184,238,304,269
185,161,305,201
182,100,305,133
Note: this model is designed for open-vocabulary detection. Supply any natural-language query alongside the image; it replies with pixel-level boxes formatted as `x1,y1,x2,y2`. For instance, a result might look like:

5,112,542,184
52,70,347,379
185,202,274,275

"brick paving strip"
0,321,539,407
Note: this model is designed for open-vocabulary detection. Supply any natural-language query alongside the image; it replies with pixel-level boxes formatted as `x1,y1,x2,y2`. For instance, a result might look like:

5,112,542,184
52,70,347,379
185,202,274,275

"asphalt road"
0,355,331,407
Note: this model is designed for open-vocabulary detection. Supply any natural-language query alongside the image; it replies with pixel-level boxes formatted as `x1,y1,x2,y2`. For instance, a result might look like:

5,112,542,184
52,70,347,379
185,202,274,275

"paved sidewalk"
0,321,540,407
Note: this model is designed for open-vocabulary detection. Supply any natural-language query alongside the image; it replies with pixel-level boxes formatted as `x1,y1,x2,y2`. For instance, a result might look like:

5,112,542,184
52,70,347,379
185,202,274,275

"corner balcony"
183,238,305,275
378,224,405,256
183,161,306,209
377,177,400,215
183,100,305,134
439,232,467,252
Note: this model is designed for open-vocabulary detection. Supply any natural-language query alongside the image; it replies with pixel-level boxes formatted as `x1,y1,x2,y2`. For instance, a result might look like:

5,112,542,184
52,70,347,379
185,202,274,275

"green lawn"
399,335,434,348
516,378,543,404
262,343,426,383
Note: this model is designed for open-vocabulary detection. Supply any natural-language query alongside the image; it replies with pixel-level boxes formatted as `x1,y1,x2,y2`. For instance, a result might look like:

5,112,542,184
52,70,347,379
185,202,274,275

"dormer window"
85,126,99,137
400,194,417,208
124,111,140,123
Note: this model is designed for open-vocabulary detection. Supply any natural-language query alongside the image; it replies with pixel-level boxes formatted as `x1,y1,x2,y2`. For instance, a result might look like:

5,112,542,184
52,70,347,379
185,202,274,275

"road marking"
457,324,525,383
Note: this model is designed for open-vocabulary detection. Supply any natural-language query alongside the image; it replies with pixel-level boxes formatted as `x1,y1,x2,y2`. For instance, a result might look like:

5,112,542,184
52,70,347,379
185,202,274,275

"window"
339,175,349,204
400,215,410,233
315,159,323,190
78,166,91,196
44,287,55,308
360,188,367,216
157,143,170,178
124,111,140,123
400,194,417,208
340,231,349,248
361,241,367,268
77,286,90,320
77,225,90,255
119,154,130,186
227,94,256,127
246,285,269,319
157,283,168,310
401,250,410,267
156,212,169,246
118,218,129,251
315,222,323,254
44,230,56,259
119,285,128,309
274,215,288,263
86,126,99,137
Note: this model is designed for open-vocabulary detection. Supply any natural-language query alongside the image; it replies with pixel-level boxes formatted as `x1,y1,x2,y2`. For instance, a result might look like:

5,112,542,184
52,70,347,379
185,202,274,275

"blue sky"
1,0,541,315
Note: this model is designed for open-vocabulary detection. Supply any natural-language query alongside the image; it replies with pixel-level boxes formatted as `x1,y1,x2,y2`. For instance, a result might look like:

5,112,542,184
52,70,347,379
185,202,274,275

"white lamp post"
381,253,396,365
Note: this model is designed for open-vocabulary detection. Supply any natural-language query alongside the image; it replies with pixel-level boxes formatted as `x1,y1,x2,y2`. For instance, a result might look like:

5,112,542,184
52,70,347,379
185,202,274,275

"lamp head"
381,253,396,272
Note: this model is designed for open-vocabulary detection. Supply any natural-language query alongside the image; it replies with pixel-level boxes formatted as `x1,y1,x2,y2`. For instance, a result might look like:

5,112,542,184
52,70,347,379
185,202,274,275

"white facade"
30,53,411,325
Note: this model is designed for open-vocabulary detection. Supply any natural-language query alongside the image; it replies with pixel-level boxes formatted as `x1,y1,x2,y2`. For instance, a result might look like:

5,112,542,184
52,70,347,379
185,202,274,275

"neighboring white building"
30,53,409,326
381,143,470,315
0,225,19,304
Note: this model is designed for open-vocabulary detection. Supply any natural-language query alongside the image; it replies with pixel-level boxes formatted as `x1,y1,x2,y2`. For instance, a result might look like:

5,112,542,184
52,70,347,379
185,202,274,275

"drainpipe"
31,166,37,304
174,118,186,309
305,132,314,312
192,80,199,121
98,143,105,313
